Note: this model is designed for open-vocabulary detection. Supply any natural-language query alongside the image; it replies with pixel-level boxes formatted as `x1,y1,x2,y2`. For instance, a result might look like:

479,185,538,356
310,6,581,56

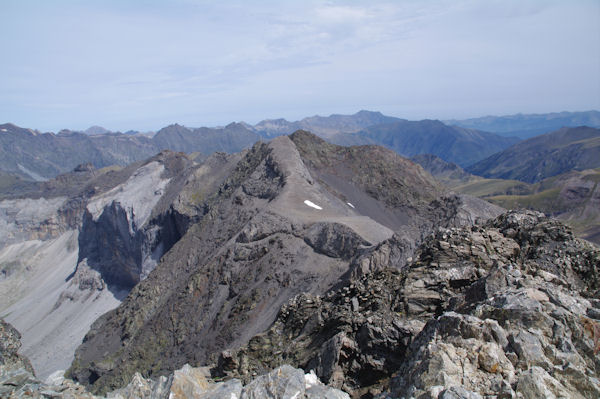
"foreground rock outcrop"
0,324,348,399
213,210,599,398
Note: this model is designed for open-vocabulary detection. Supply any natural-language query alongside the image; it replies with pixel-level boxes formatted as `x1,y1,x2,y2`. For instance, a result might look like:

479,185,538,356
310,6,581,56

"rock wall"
213,211,600,398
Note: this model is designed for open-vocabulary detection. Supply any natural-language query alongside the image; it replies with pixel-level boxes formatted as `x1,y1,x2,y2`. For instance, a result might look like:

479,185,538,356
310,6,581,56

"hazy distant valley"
1,110,599,398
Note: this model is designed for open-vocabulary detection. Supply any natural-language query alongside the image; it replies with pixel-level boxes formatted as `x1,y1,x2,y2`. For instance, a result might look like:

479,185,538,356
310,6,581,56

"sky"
1,0,599,132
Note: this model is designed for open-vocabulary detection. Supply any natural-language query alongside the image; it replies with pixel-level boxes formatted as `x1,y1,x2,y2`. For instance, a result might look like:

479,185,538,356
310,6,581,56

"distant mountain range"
330,119,519,167
152,122,261,154
252,110,401,138
0,123,159,181
0,122,260,181
467,126,600,183
0,111,518,180
82,125,111,135
446,110,600,139
251,112,521,167
3,110,599,184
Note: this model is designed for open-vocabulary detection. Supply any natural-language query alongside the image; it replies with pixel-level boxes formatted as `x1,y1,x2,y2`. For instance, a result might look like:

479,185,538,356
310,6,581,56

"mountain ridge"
1,112,518,182
467,126,600,183
446,110,600,139
65,132,502,394
0,129,598,398
253,110,402,138
331,119,520,167
0,122,259,181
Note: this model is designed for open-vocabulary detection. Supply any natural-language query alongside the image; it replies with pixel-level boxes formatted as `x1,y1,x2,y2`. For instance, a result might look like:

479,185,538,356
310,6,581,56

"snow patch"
305,370,319,388
0,128,7,132
347,202,355,208
290,392,300,399
304,200,322,210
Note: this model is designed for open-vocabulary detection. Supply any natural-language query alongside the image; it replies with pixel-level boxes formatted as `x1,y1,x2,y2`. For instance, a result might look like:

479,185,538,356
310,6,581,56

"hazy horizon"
3,108,600,135
1,0,599,132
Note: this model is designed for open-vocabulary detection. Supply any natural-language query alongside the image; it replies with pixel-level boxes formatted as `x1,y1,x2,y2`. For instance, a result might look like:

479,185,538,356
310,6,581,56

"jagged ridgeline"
213,211,600,398
1,130,598,398
65,131,503,394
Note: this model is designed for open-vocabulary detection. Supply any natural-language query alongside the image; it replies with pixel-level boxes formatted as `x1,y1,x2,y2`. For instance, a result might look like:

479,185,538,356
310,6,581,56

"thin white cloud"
0,0,598,131
314,5,371,23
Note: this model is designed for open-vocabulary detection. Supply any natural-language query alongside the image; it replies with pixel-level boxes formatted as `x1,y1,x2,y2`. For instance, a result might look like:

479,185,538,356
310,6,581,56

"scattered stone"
212,211,599,398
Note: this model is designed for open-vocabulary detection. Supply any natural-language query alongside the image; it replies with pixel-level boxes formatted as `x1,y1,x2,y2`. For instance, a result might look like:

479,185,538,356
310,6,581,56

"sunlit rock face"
78,161,173,289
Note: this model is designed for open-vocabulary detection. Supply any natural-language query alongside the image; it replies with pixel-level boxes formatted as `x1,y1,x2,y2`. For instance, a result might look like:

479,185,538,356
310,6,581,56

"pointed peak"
288,129,325,144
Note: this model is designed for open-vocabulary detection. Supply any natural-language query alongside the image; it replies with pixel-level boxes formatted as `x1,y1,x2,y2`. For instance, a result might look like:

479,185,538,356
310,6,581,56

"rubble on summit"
213,210,600,398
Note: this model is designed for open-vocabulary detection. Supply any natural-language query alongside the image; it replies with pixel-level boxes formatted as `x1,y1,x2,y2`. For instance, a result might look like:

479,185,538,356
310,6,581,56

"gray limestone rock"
438,386,483,399
217,210,599,398
240,365,349,399
0,319,34,376
304,222,371,259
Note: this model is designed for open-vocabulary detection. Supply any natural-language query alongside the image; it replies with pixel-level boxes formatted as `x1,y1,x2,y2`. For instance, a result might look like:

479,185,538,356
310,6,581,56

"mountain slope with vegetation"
333,119,519,167
414,153,600,245
467,126,600,183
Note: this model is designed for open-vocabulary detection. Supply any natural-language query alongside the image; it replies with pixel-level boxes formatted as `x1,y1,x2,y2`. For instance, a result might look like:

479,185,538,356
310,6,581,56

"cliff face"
75,150,244,290
67,133,504,394
0,150,240,379
77,160,172,289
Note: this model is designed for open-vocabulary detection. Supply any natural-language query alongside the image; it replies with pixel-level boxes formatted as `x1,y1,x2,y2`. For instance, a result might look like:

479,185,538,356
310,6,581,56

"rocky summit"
0,319,348,398
0,130,598,399
212,210,600,398
2,208,598,398
64,132,500,395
